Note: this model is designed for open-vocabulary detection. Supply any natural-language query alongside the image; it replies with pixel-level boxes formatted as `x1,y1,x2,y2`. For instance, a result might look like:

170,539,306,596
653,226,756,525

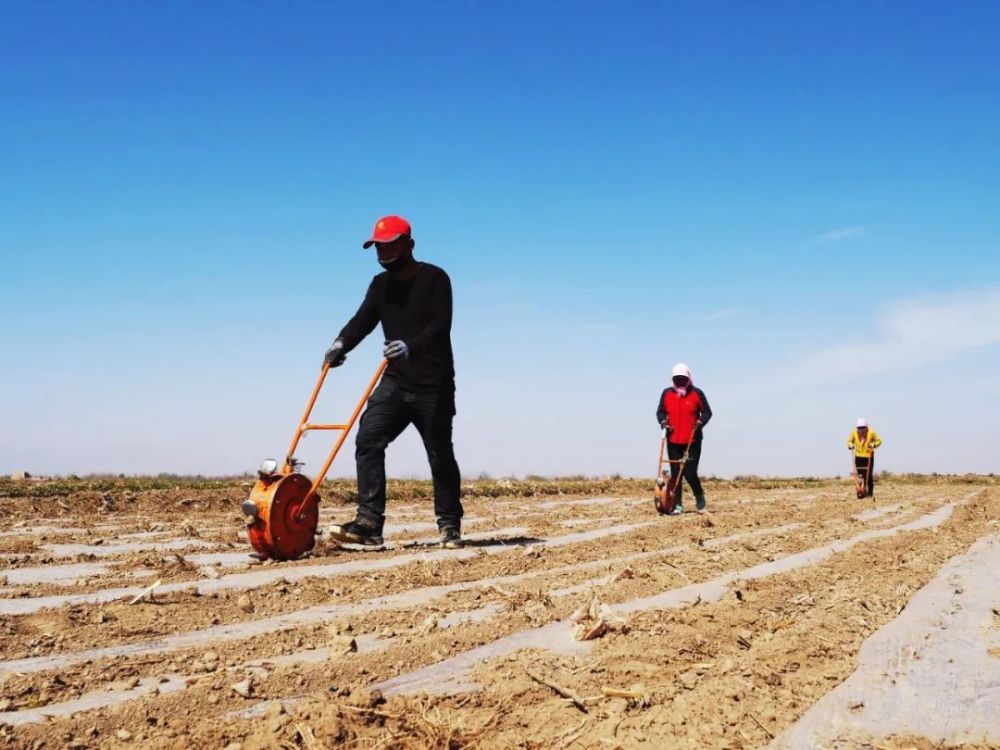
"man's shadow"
315,533,545,554
461,535,543,549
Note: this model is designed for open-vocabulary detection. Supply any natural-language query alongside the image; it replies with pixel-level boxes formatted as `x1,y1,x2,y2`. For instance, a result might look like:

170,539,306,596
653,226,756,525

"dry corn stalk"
601,685,647,699
129,579,162,605
574,619,608,641
570,597,626,641
418,614,440,634
611,567,635,582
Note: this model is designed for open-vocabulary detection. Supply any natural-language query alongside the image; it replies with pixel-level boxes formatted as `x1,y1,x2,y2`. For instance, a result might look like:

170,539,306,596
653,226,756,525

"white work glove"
383,340,409,360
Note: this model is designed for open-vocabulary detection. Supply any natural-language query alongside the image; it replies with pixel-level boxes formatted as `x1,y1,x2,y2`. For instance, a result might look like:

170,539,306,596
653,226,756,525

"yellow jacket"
847,428,882,458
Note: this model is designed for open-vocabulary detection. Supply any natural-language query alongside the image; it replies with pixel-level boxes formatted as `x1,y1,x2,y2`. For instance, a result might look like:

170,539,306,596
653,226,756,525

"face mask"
378,248,413,273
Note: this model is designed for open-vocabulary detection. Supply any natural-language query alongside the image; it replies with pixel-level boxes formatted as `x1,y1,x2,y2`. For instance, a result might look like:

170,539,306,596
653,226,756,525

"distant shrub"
0,472,995,503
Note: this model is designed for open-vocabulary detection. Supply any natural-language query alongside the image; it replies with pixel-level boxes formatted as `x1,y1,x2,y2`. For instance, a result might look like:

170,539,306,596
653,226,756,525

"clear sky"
2,1,999,479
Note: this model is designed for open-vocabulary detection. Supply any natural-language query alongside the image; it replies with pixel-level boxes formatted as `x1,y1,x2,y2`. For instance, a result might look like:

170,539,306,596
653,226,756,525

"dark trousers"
354,379,463,532
855,454,875,496
667,441,703,504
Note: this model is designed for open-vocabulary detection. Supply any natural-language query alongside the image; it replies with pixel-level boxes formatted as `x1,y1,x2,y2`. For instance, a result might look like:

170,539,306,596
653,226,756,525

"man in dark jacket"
325,215,463,549
655,362,713,513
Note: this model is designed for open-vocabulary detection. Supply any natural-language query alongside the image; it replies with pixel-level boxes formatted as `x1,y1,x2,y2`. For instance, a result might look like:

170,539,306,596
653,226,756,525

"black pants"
355,379,462,533
667,441,703,504
855,454,875,497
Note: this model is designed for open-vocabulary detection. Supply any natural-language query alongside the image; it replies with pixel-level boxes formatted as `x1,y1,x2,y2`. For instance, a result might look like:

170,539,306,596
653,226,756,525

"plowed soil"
0,476,996,749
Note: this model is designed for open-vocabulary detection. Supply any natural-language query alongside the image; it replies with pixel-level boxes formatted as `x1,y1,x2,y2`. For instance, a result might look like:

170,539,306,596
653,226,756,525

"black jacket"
338,262,455,392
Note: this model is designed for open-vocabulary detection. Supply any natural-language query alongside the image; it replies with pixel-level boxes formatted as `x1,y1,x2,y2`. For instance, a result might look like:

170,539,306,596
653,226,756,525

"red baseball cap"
362,215,412,248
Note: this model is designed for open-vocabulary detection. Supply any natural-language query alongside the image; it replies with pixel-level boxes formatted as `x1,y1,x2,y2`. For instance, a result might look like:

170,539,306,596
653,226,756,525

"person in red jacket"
655,363,713,513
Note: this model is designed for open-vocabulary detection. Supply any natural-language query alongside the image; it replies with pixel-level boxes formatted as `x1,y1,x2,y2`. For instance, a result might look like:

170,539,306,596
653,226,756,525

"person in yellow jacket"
847,418,882,497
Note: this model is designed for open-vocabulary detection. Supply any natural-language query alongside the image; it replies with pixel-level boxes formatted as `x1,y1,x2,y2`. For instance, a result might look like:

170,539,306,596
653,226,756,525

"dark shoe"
328,520,383,547
440,527,463,549
695,493,706,512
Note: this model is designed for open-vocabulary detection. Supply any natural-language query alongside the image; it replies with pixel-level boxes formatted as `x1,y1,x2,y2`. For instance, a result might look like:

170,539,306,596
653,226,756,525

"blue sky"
2,1,999,478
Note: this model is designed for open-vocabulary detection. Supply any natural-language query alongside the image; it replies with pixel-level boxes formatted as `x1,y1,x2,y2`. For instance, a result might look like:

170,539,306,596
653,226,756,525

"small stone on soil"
330,636,358,655
232,679,253,698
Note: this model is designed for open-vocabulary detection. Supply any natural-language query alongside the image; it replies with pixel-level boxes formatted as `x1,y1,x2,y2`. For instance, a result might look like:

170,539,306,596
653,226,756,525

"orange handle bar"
282,360,389,498
655,428,697,475
656,432,667,475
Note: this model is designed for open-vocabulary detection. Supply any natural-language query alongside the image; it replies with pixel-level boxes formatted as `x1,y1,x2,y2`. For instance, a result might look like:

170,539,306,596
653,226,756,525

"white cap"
856,417,867,428
671,363,692,379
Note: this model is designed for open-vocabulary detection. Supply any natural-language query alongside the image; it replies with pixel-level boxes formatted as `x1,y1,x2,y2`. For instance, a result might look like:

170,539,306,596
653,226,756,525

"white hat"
671,363,692,380
856,417,867,428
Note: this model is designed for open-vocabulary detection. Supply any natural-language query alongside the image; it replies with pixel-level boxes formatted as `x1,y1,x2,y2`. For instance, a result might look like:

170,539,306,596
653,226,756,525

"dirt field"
0,475,996,749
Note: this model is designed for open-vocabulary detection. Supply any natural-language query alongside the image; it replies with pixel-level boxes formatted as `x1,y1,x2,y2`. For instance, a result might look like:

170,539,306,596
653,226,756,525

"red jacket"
656,387,713,445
